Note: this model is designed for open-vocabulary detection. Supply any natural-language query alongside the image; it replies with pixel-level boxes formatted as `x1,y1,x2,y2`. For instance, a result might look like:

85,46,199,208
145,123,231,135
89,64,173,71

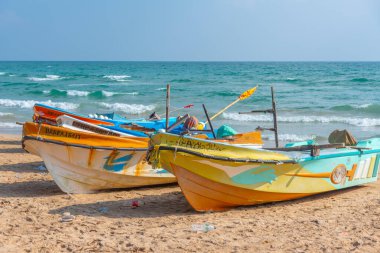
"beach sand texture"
1,135,380,252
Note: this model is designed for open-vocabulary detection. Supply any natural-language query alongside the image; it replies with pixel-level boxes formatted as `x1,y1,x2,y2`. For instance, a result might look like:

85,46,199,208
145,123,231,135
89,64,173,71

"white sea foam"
28,74,61,81
101,91,116,97
0,122,21,128
0,99,78,110
125,92,139,95
102,91,138,96
155,87,166,91
99,102,155,114
263,134,315,142
354,103,372,109
103,75,131,82
0,72,6,75
0,112,13,116
67,90,90,96
223,112,380,127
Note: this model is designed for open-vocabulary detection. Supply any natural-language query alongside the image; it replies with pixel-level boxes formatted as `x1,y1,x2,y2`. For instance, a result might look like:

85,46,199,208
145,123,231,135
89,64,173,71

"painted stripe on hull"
367,156,376,178
171,163,312,211
361,158,370,179
354,160,365,180
373,155,380,177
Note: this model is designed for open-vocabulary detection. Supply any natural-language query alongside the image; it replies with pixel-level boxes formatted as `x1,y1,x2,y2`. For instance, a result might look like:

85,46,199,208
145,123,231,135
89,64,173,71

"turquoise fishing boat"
148,132,380,211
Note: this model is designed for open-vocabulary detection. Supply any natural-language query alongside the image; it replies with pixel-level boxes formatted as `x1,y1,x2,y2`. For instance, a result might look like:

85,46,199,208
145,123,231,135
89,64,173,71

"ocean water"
0,61,379,144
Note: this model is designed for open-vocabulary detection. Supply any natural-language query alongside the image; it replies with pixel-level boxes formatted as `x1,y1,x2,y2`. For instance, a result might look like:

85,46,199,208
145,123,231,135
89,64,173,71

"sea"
0,61,379,145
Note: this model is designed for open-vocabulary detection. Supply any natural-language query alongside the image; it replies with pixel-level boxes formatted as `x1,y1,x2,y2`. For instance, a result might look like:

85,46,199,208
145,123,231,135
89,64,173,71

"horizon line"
1,60,380,63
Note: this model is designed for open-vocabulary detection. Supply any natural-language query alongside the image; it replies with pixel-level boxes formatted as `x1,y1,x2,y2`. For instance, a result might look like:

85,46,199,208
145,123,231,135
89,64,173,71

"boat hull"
22,122,176,193
23,139,176,193
171,163,311,211
149,133,380,211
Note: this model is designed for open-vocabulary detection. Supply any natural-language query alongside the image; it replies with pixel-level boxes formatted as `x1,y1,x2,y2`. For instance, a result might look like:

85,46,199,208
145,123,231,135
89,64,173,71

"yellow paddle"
206,86,258,124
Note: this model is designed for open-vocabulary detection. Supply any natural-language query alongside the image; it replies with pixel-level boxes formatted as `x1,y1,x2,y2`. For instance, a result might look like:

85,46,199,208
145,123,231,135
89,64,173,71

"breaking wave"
99,102,155,114
285,77,300,82
40,89,136,98
330,103,380,115
67,90,90,96
28,75,62,81
223,112,380,127
262,134,316,142
0,99,78,110
103,75,131,82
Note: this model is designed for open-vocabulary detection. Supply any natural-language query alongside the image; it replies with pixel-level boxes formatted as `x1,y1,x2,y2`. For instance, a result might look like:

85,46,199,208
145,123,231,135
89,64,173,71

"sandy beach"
0,134,379,252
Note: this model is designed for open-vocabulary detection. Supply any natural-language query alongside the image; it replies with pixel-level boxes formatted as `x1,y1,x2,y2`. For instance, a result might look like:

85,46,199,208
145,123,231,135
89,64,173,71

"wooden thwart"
265,143,345,157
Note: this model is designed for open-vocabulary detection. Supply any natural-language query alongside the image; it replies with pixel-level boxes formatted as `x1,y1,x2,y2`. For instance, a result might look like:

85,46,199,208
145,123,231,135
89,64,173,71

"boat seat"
328,129,357,146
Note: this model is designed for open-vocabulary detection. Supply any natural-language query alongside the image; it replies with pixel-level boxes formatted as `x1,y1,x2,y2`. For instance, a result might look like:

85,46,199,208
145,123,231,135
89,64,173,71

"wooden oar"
205,86,258,124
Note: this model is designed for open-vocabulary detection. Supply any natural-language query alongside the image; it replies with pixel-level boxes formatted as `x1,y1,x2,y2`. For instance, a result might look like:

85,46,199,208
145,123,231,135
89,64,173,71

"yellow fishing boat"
148,133,380,211
22,122,176,193
22,122,263,194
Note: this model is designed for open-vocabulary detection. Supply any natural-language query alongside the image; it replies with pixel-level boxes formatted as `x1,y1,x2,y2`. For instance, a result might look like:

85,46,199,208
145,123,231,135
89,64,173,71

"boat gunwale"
22,135,148,151
156,145,380,164
156,146,296,164
154,134,380,163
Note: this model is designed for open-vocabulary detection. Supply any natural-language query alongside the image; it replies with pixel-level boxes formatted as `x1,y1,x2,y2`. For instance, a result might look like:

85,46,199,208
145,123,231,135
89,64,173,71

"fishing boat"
22,122,176,193
148,132,380,211
33,103,179,136
22,119,264,193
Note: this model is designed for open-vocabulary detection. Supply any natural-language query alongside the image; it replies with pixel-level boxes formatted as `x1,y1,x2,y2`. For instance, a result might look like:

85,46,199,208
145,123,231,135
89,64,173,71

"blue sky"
0,0,379,61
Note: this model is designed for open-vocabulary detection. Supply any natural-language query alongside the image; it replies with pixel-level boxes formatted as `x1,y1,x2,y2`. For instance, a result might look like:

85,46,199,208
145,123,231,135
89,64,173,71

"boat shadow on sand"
0,180,62,197
0,139,21,145
0,161,45,173
0,147,26,153
49,185,366,218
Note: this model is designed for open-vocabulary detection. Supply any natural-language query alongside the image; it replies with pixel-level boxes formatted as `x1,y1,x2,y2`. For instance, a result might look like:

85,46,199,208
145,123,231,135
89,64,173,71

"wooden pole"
165,84,170,131
209,98,240,121
202,104,216,139
271,86,279,148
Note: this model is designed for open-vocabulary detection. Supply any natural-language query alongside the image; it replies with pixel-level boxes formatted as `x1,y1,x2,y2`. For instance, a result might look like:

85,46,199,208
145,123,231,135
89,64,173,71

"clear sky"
0,0,379,61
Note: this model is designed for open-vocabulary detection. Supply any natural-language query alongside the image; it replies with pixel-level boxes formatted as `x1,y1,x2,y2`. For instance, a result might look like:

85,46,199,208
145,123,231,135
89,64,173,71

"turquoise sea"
0,61,379,144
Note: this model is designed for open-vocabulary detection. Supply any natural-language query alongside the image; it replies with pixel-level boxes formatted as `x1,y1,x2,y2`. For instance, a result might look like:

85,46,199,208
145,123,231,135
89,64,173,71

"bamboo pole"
165,84,170,131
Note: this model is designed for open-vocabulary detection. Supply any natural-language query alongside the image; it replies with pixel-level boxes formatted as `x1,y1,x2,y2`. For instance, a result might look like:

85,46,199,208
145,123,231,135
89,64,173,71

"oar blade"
239,86,258,101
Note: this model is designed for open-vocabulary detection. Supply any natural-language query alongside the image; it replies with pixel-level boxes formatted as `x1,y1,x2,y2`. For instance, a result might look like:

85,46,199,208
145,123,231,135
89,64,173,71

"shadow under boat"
49,184,366,219
0,161,45,173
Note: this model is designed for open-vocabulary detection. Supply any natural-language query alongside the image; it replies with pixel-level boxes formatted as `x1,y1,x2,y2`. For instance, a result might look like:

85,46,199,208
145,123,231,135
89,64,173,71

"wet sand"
0,134,379,252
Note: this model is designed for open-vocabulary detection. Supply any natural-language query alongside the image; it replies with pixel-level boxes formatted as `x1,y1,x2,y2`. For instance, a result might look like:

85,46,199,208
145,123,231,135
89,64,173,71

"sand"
0,134,379,253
